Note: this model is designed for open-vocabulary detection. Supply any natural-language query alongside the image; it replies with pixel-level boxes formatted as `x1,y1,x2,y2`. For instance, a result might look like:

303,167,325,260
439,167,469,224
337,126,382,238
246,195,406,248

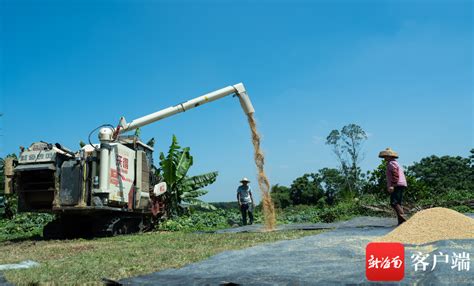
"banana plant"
159,135,218,216
179,172,218,210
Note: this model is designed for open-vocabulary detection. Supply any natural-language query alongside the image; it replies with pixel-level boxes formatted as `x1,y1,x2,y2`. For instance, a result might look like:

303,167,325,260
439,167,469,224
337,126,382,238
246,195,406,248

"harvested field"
376,207,474,244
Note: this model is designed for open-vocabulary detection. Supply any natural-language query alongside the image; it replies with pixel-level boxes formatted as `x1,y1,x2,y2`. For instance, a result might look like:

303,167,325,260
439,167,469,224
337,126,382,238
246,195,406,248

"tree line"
271,124,474,209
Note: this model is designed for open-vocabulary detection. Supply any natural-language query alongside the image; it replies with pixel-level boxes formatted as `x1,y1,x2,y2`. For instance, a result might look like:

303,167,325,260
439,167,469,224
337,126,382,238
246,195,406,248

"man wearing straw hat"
379,148,408,225
237,177,255,225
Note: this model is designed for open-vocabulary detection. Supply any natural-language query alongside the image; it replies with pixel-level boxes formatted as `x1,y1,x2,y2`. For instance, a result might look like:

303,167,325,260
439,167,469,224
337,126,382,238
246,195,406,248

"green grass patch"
0,229,323,284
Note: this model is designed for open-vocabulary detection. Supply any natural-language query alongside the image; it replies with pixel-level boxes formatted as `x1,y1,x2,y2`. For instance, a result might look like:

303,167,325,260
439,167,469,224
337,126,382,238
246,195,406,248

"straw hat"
378,147,399,158
240,177,250,183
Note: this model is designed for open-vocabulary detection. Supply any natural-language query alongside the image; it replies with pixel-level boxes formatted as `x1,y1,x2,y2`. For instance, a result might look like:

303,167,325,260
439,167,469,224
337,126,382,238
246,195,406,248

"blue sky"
1,0,472,202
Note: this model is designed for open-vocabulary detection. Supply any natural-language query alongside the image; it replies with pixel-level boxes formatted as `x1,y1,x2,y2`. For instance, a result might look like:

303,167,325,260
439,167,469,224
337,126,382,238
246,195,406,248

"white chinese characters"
411,251,471,272
451,252,470,272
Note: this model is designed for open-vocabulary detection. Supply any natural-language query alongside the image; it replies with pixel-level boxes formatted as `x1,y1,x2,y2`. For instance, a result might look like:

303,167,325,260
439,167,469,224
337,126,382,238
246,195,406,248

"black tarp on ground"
0,274,12,286
213,216,398,233
121,216,474,285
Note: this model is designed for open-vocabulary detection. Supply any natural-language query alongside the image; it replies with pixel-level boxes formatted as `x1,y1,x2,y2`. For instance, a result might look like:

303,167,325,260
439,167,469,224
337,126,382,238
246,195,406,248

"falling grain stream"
247,113,276,230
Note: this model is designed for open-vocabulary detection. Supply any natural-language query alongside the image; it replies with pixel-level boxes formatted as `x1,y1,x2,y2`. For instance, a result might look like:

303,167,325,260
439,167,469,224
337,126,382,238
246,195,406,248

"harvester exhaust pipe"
98,127,113,192
118,83,255,133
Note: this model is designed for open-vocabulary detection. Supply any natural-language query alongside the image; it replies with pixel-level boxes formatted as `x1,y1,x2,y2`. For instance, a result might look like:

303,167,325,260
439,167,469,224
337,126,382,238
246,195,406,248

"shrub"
158,209,242,232
0,212,54,241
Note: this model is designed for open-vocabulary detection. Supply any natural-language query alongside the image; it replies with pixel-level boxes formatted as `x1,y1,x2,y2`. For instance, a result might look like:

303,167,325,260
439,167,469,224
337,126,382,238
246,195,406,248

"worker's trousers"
240,203,254,225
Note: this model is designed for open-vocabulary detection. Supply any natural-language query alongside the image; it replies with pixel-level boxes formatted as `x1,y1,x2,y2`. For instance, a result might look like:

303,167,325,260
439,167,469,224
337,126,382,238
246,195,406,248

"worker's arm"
250,190,255,206
387,162,399,193
389,162,399,185
237,191,241,206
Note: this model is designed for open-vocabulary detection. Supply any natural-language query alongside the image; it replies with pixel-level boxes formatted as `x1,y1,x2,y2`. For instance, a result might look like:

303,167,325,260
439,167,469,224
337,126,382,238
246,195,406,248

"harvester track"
43,213,151,239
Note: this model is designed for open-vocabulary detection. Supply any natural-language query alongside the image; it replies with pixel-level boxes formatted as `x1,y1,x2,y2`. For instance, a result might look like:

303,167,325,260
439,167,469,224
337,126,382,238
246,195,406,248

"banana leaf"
159,135,193,186
175,147,193,182
182,172,218,191
181,189,209,198
182,197,217,210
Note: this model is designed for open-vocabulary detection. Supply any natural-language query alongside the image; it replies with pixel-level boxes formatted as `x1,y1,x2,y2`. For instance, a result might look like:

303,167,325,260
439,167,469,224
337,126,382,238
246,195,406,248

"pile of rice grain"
376,207,474,244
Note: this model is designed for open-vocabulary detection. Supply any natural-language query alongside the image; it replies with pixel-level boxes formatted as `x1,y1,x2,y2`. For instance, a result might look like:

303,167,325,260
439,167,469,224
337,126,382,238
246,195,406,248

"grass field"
0,230,323,284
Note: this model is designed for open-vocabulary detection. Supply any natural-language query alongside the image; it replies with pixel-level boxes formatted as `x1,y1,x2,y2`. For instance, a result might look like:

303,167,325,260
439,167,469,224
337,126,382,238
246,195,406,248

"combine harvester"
4,83,254,238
